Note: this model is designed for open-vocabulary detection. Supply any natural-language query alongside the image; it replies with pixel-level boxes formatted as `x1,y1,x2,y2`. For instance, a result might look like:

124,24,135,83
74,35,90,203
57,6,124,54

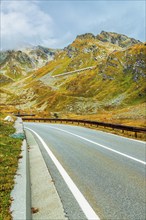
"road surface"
24,122,146,220
52,66,96,78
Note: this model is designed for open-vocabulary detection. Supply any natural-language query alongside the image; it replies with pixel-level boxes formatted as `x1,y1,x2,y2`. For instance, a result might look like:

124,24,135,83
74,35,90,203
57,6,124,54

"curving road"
24,122,146,220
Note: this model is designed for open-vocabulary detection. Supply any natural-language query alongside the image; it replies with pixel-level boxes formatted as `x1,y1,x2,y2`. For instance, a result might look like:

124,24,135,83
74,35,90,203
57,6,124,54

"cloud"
1,0,145,50
1,1,55,50
60,1,145,41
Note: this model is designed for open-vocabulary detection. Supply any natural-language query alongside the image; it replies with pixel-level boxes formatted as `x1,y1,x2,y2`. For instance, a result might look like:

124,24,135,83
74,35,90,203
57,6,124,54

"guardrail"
22,118,146,138
15,114,36,117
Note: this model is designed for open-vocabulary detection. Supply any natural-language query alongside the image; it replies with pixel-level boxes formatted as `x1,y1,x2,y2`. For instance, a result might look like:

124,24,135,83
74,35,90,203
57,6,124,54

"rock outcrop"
96,31,141,47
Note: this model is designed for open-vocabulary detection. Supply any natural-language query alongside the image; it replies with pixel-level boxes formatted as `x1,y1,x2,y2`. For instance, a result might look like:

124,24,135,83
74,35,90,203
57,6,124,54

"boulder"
4,115,14,122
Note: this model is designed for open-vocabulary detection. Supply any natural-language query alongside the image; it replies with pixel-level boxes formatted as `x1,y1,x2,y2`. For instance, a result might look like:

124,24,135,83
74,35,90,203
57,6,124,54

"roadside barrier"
21,118,146,138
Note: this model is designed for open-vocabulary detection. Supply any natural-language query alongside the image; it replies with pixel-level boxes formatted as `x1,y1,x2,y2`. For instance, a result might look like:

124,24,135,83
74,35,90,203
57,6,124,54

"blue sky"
1,0,145,50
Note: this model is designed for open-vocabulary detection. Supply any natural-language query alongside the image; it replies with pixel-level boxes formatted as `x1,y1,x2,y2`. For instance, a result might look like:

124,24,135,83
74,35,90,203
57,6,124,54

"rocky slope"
0,46,57,82
96,31,141,48
0,31,145,125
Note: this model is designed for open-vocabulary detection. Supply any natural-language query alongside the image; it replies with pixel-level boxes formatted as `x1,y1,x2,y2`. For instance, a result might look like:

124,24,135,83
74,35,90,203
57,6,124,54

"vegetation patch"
0,119,22,220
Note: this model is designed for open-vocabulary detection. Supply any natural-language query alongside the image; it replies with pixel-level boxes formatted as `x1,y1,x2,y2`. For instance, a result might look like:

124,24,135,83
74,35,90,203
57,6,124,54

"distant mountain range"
0,46,57,82
0,31,145,126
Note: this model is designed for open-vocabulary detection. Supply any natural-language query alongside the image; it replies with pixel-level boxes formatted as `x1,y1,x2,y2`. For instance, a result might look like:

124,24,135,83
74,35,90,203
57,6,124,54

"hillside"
0,46,57,82
0,31,146,126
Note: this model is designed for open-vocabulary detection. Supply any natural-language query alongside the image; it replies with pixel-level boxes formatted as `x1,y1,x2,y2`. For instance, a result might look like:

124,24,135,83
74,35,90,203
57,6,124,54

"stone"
4,115,14,122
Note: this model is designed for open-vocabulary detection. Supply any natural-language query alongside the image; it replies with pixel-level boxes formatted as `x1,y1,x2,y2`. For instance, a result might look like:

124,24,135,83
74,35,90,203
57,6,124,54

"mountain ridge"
0,46,57,81
76,31,141,48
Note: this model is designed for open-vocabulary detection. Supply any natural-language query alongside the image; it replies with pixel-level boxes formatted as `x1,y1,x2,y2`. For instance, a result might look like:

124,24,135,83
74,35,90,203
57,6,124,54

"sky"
1,0,145,50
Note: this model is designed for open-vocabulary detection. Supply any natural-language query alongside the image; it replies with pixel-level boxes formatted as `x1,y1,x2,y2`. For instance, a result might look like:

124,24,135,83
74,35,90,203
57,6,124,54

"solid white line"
48,126,146,165
25,127,100,220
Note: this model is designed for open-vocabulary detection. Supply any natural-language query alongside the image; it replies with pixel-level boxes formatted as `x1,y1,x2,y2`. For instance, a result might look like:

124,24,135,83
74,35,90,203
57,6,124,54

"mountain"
0,31,145,126
0,46,57,82
76,31,141,48
96,31,141,48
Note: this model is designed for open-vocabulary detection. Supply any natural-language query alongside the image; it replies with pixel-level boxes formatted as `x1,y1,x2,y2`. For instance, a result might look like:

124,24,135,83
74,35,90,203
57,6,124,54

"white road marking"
25,127,100,220
48,126,146,165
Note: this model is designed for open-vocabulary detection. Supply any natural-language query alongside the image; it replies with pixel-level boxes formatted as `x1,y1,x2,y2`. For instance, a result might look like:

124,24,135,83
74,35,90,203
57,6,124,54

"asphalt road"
24,122,146,220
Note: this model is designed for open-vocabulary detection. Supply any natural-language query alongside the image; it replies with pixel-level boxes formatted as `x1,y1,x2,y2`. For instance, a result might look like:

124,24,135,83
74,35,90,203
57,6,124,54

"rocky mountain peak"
0,46,57,80
76,33,95,40
96,31,141,48
30,45,56,55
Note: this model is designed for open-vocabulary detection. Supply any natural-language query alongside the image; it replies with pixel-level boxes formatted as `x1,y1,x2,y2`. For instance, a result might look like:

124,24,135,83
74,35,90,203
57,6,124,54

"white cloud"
64,1,145,42
1,0,145,50
1,1,55,50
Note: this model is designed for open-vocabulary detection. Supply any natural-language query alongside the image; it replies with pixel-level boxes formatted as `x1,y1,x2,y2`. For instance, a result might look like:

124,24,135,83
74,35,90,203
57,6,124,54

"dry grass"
0,117,22,220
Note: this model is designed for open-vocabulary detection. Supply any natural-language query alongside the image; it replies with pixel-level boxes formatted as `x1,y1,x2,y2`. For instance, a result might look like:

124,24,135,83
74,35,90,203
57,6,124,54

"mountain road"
24,122,146,220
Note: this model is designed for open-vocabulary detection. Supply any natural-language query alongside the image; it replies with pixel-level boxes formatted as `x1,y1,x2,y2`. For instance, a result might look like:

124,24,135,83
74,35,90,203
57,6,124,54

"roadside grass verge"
0,120,22,220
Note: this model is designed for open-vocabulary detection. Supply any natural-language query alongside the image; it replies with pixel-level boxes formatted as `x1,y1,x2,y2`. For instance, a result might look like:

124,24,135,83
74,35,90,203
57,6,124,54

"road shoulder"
25,130,67,220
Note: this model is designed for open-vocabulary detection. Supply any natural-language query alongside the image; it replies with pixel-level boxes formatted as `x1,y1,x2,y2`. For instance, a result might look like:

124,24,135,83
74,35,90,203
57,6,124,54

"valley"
0,31,146,127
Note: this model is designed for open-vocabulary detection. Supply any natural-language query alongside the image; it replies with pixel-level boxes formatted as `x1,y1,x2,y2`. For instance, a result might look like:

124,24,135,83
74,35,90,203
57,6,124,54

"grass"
0,119,22,220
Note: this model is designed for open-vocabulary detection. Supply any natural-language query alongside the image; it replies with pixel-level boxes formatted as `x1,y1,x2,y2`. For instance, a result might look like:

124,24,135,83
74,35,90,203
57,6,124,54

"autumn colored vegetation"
0,33,146,129
0,117,22,220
